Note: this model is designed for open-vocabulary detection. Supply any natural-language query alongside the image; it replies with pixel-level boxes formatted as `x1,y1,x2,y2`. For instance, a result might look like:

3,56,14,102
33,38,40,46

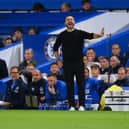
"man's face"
99,58,109,69
91,66,100,78
65,16,75,30
14,31,23,40
118,69,126,80
110,57,119,67
32,70,41,82
26,65,35,73
87,49,96,62
47,76,57,86
50,64,59,74
10,68,19,81
83,2,91,11
25,51,33,61
112,44,120,56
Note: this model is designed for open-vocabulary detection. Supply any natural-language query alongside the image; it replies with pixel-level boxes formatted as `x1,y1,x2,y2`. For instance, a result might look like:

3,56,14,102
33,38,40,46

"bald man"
29,70,46,106
54,16,104,111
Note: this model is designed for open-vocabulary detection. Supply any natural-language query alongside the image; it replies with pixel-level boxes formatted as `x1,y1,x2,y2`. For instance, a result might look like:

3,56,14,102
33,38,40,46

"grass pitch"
0,110,129,129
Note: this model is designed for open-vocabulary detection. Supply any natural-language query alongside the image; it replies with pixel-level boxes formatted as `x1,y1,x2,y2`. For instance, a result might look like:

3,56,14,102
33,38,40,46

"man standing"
53,16,104,111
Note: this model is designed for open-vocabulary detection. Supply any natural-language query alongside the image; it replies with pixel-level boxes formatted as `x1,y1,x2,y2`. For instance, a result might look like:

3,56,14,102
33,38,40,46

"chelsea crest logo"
44,36,62,61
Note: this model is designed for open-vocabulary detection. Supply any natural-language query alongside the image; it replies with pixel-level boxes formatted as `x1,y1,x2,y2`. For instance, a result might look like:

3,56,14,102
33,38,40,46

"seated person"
27,69,46,107
45,74,67,105
32,2,46,12
108,56,122,74
113,67,129,86
3,66,26,109
84,67,100,110
90,63,101,80
82,0,94,11
19,48,37,70
111,44,126,66
98,56,110,75
61,2,71,12
12,28,23,42
50,62,64,81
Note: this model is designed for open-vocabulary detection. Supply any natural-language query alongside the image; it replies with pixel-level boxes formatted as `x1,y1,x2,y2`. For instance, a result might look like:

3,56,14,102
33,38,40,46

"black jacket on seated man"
28,78,46,104
114,78,129,87
0,59,8,79
4,78,26,109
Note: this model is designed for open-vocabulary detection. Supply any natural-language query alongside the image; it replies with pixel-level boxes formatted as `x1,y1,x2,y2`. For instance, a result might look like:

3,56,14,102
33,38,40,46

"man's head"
61,2,71,12
118,67,127,80
10,66,20,81
112,44,121,56
32,69,42,82
91,64,100,78
50,62,60,74
4,37,12,46
86,48,96,62
24,48,33,61
13,28,23,41
110,56,120,68
65,16,75,30
98,56,109,69
47,74,57,86
82,0,92,11
26,64,35,73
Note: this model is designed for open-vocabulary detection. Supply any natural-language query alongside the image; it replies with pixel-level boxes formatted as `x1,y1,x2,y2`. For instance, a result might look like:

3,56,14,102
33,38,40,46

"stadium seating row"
0,0,129,10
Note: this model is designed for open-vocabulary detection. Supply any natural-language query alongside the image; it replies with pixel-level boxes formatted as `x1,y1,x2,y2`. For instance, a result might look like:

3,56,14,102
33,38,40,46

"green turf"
0,110,129,129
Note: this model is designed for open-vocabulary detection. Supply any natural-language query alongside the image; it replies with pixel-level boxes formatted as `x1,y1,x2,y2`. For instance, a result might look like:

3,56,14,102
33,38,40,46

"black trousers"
63,60,85,107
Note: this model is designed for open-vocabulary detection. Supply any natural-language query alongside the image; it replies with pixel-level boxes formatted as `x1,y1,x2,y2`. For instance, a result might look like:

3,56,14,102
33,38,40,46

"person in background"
86,48,98,63
28,27,38,35
61,2,71,12
109,56,122,74
4,66,26,109
98,56,110,75
111,44,126,66
84,67,99,110
0,58,8,79
50,62,64,81
12,28,23,42
91,63,101,80
46,74,67,105
4,37,13,46
82,0,94,11
28,70,46,107
113,67,129,86
32,2,46,12
19,48,37,70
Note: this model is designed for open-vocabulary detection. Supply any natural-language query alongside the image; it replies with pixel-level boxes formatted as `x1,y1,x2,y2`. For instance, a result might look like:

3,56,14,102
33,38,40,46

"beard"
66,23,74,30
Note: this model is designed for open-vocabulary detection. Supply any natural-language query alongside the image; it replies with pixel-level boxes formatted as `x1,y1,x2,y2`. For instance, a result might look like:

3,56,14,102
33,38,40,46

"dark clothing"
45,80,67,105
51,72,64,81
54,29,93,62
112,54,126,66
100,67,110,75
114,78,129,86
108,64,122,74
0,59,8,79
4,79,26,109
28,78,46,104
54,29,94,107
19,59,37,70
